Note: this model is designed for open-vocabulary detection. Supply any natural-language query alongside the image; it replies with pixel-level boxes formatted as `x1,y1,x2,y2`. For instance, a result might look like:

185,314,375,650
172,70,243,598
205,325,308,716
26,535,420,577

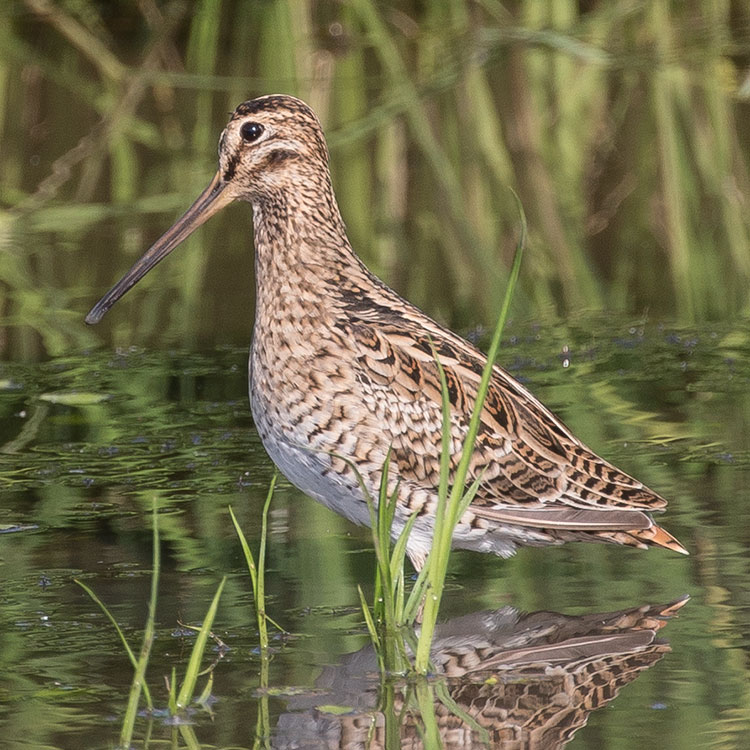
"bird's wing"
347,317,667,518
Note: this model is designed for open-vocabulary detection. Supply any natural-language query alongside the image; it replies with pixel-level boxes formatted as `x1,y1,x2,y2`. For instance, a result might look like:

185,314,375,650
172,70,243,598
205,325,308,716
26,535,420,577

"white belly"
249,375,373,528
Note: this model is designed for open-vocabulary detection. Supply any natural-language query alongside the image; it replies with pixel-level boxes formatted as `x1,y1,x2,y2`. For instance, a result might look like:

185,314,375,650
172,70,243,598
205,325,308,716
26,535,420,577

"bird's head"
85,95,329,325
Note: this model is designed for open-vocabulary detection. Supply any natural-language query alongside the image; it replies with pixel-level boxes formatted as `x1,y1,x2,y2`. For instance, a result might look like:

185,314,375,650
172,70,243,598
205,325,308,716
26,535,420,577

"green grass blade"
402,339,453,628
119,500,160,748
434,680,489,743
196,671,214,708
255,471,277,642
415,679,441,747
414,193,526,672
168,666,177,715
176,576,226,710
230,471,283,654
253,475,276,748
229,504,259,596
404,560,431,625
390,510,417,589
358,584,381,650
450,194,526,504
431,338,454,557
178,723,203,750
458,474,484,516
74,578,153,709
377,447,395,543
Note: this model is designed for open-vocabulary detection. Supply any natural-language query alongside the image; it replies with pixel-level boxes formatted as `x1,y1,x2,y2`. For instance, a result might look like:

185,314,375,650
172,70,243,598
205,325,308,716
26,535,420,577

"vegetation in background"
0,1,748,357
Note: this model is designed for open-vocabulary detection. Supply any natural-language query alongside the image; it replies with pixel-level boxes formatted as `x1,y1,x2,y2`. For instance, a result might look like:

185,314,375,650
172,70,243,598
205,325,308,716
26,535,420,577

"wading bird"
86,95,687,569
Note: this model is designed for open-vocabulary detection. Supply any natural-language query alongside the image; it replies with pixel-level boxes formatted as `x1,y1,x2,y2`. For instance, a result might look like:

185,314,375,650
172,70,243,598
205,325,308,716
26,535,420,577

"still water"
1,316,749,748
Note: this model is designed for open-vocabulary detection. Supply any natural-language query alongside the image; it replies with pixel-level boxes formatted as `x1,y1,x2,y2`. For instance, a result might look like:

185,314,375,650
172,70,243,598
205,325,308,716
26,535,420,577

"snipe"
86,94,687,568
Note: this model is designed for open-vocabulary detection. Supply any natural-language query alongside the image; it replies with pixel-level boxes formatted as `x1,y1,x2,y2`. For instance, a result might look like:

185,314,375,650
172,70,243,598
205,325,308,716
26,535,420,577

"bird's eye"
240,122,264,143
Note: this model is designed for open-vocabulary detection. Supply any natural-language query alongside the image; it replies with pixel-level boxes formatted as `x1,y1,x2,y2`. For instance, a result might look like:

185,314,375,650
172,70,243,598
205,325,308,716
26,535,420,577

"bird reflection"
272,597,688,749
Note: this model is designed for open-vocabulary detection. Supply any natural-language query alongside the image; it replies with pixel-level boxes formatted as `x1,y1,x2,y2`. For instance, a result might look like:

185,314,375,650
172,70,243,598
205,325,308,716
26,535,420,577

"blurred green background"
1,0,749,358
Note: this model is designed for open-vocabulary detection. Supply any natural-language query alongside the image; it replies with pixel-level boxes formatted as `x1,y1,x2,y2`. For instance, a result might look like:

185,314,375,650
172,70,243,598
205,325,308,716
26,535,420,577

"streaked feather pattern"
86,94,687,567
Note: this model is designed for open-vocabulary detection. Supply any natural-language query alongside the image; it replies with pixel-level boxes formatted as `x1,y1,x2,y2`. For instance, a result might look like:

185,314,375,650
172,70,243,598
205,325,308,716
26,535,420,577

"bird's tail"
596,523,688,555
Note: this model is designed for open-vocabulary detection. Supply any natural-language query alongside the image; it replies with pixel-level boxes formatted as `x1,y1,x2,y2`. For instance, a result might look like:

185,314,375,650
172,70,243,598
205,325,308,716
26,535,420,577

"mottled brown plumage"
86,94,688,568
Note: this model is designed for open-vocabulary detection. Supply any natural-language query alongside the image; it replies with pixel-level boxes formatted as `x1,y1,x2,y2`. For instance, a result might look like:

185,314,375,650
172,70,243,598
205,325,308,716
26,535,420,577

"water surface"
2,317,749,748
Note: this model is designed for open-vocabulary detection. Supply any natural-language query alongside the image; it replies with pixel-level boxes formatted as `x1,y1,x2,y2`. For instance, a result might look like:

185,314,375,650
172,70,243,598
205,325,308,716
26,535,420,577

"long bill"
85,171,232,325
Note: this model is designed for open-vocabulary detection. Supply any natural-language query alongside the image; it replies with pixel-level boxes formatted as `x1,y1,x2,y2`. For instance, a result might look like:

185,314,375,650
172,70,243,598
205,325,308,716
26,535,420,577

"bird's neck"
251,187,367,310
